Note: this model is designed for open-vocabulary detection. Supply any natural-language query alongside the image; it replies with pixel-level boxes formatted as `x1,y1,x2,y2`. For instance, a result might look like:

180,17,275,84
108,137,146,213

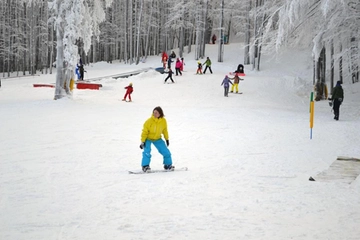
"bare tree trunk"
339,43,343,84
0,1,5,76
315,47,326,100
195,0,202,60
252,0,264,71
226,12,232,44
218,0,224,62
200,0,209,58
129,1,134,64
54,14,65,99
330,39,334,89
22,2,27,76
6,0,11,77
350,35,359,83
29,1,36,75
144,0,153,58
49,21,54,74
256,2,266,71
178,0,185,57
135,0,144,64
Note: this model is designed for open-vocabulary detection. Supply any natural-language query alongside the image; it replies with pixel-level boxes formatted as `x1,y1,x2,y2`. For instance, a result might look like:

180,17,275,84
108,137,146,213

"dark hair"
153,106,164,118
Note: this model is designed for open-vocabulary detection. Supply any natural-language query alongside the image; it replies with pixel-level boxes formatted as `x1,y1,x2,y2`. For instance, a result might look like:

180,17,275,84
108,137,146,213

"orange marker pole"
310,92,314,139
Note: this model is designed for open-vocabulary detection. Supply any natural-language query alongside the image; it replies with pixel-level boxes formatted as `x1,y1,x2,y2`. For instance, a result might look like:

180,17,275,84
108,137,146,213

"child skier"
122,83,133,102
196,61,203,74
175,58,183,76
180,58,185,71
164,68,175,83
229,74,244,93
221,75,233,97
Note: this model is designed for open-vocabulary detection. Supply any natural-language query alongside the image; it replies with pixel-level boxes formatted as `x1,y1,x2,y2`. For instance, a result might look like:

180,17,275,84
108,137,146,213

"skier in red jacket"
161,51,168,68
122,83,133,102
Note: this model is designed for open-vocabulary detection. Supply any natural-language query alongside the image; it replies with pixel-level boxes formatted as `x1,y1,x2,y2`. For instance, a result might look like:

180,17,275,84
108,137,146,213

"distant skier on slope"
175,58,183,76
229,74,244,93
161,51,168,68
221,75,233,97
122,83,133,102
329,81,344,121
164,68,175,83
196,61,203,74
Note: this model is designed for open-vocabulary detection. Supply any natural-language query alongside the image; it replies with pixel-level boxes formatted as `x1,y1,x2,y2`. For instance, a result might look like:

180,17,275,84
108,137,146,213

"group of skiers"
196,57,213,75
122,51,344,173
161,53,246,96
221,74,244,97
135,54,247,173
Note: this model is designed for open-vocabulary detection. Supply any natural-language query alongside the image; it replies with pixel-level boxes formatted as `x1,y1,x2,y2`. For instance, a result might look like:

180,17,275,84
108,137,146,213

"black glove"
140,142,145,149
166,140,169,147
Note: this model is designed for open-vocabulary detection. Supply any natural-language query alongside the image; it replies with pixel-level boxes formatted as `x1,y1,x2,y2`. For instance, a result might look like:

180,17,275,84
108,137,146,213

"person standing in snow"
211,34,217,44
329,81,344,121
164,68,175,83
167,57,173,69
161,51,168,68
235,64,244,74
180,58,185,72
229,74,244,93
140,106,173,172
175,58,183,76
221,75,233,97
196,61,203,74
78,63,85,80
122,83,133,102
169,51,176,59
203,57,213,74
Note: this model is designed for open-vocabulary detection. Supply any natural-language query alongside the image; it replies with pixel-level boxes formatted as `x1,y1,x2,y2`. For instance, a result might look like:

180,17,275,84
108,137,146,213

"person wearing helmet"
196,61,203,74
122,83,133,102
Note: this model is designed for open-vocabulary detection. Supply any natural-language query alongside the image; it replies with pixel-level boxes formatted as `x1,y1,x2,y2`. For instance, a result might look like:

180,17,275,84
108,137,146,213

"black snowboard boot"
142,165,151,172
164,165,175,171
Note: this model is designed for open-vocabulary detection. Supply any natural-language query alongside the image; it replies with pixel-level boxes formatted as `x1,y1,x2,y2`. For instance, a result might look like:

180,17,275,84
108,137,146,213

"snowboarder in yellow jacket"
139,106,173,172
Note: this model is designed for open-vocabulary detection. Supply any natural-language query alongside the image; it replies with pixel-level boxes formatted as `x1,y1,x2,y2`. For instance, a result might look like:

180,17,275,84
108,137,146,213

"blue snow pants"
141,139,172,167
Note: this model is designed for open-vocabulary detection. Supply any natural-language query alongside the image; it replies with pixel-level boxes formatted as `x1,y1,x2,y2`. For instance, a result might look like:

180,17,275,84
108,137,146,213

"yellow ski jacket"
141,116,169,142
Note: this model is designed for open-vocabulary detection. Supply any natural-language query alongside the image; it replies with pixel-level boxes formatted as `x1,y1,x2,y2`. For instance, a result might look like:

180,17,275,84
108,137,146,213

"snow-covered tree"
48,0,113,100
262,0,359,86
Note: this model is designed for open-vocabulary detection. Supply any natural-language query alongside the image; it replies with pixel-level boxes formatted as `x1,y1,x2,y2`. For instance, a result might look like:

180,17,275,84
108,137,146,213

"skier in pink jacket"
175,58,183,76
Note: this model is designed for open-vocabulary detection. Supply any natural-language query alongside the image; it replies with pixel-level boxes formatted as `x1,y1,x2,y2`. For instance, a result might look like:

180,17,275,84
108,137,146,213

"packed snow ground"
1,43,360,240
